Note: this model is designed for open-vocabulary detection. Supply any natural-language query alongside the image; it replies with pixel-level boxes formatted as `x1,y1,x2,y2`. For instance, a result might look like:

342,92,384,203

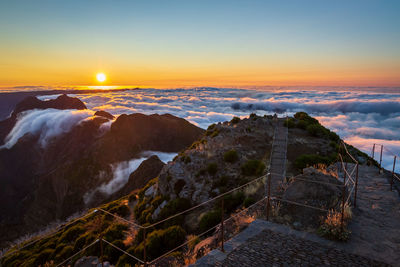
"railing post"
220,197,225,252
379,145,383,173
354,163,359,207
266,173,271,221
100,235,104,267
392,156,397,191
372,144,375,159
143,228,147,267
341,166,347,231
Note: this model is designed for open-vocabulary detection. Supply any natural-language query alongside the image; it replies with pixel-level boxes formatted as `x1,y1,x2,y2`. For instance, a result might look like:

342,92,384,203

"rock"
94,110,114,120
152,200,167,220
145,185,155,197
0,98,204,247
74,256,113,267
280,167,343,228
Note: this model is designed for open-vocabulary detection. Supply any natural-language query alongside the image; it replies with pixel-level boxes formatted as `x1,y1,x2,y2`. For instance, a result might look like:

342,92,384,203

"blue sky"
0,0,399,86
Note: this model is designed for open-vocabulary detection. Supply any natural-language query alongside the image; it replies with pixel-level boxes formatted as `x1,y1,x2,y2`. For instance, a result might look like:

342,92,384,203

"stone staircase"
267,117,288,193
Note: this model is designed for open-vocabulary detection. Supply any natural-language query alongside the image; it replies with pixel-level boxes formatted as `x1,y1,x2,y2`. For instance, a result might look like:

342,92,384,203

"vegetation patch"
241,160,265,176
207,162,218,176
230,116,241,124
224,149,239,163
198,209,221,233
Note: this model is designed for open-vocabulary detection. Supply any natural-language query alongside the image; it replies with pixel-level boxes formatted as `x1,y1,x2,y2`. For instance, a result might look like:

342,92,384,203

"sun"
96,73,106,82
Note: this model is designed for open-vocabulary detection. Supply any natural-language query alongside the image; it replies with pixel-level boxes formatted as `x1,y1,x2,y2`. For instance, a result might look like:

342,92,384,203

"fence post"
392,156,397,191
341,166,347,231
354,163,359,207
100,235,104,267
372,144,375,159
220,197,225,252
378,145,383,174
266,173,271,221
143,228,147,267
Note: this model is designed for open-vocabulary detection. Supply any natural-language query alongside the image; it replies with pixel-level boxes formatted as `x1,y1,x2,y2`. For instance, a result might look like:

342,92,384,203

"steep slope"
0,95,204,248
0,112,371,267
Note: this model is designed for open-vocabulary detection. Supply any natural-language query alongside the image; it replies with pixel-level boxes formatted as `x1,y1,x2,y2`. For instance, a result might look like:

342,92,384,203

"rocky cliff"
0,95,204,247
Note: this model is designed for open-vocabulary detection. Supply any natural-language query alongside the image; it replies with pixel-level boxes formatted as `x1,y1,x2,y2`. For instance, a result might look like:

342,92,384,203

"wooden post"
220,197,225,252
100,235,104,267
372,144,375,159
143,228,147,267
391,156,397,191
354,163,359,207
266,173,271,221
379,145,383,173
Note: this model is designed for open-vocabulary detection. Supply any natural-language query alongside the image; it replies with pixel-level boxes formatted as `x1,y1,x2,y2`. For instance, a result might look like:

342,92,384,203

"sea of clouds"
6,87,400,172
64,87,399,170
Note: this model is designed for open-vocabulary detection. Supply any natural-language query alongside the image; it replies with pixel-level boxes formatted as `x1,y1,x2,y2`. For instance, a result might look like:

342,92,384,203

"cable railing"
1,141,365,267
370,143,399,191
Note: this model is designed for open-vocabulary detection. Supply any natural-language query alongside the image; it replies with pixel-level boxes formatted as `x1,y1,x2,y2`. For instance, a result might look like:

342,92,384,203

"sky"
0,0,399,87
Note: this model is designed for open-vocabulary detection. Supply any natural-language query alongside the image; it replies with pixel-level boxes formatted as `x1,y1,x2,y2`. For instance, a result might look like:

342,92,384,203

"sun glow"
96,73,106,83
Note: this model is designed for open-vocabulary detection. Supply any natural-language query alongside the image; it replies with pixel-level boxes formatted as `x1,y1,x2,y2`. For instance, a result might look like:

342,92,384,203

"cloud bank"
71,87,400,171
1,109,94,149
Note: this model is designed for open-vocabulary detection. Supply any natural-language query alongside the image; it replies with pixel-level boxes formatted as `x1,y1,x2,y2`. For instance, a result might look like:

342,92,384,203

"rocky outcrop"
0,97,203,248
111,155,165,199
157,116,274,205
94,110,115,120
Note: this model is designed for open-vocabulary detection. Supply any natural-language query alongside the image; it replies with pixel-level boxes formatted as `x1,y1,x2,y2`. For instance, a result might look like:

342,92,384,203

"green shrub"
284,118,296,128
224,192,245,213
294,154,330,170
224,149,239,163
139,226,186,260
199,209,221,233
104,240,125,263
294,112,319,125
249,113,257,120
55,245,74,262
109,204,130,218
306,124,328,137
231,117,241,124
116,247,137,266
241,160,265,176
328,131,340,142
33,248,54,265
207,163,218,175
207,123,216,131
58,225,85,243
158,198,191,226
213,175,229,188
296,120,308,129
210,129,220,138
244,197,256,208
103,223,128,241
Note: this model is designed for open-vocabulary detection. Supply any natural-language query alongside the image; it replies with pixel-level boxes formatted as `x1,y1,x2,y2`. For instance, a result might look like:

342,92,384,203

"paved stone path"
268,118,288,193
219,227,388,267
193,164,400,266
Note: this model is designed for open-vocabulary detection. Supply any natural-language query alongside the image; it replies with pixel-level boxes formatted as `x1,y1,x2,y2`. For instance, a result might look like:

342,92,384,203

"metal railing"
371,144,400,191
1,141,364,267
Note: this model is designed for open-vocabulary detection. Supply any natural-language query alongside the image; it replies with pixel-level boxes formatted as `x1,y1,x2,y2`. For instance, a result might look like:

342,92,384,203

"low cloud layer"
72,87,400,171
1,109,94,149
84,151,176,204
98,151,176,196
